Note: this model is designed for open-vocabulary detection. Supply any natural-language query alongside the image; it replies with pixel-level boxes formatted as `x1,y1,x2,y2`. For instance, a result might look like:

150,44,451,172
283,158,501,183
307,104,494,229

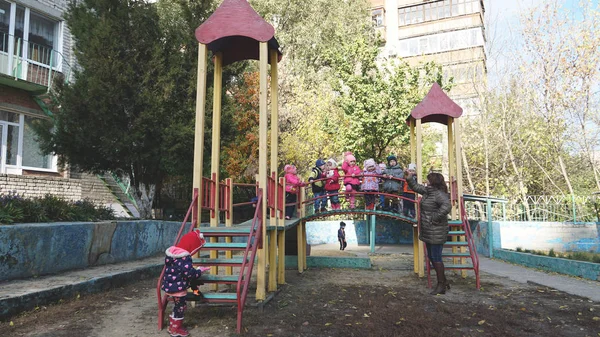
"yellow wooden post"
225,178,233,276
192,44,208,224
454,118,467,277
268,49,279,292
416,118,424,277
277,177,286,285
410,119,418,274
447,117,457,219
256,42,268,301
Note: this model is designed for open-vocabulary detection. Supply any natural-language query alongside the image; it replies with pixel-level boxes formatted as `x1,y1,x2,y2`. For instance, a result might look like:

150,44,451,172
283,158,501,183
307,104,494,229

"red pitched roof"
406,83,463,125
195,0,282,66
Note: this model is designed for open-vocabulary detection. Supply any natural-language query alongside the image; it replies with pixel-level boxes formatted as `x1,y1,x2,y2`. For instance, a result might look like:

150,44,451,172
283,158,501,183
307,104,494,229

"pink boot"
168,315,189,337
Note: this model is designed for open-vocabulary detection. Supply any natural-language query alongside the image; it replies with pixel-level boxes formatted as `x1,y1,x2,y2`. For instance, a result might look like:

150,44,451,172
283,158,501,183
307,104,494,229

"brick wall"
0,85,44,112
0,173,81,201
0,172,119,205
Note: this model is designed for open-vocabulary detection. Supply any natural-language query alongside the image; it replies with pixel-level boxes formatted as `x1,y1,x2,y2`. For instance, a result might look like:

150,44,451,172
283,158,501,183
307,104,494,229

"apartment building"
0,0,132,216
370,0,486,114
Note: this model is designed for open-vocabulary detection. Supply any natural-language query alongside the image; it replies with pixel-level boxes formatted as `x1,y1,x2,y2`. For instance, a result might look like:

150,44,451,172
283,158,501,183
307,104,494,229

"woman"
406,168,452,295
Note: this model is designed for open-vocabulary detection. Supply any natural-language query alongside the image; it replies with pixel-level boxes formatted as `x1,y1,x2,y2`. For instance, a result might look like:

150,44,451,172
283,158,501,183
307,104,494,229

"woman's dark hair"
427,172,448,193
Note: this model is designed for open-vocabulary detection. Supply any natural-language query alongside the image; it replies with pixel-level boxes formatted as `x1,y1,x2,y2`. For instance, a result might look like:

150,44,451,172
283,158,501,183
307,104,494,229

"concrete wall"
493,249,600,282
0,221,182,282
469,220,600,259
306,219,414,245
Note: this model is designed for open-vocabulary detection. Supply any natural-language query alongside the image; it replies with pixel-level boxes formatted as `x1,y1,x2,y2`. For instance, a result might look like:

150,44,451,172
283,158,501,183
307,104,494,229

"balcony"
0,33,72,94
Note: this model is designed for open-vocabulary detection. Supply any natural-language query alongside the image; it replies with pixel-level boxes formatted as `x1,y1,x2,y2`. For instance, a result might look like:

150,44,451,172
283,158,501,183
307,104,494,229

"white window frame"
1,110,58,175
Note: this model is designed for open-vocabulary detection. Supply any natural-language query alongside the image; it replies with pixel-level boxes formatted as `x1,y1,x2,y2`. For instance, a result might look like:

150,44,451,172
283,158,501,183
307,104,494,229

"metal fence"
464,195,600,223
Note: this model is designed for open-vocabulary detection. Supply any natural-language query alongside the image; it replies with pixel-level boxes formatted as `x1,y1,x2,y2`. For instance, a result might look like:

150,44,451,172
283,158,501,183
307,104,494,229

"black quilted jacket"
407,176,452,245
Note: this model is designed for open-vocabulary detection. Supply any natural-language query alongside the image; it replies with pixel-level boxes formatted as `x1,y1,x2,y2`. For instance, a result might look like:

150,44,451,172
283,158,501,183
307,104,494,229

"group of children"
284,152,416,219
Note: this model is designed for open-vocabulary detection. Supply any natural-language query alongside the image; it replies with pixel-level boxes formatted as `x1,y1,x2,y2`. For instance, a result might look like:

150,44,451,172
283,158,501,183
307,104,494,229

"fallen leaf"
124,297,133,300
345,314,352,317
363,313,370,318
302,322,309,326
9,321,14,326
325,323,332,326
478,320,486,325
592,317,600,321
559,305,568,309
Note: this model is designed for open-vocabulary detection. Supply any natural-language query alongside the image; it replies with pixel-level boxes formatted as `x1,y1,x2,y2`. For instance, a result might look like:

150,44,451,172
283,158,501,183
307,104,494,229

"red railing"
219,179,231,219
156,188,199,330
460,196,480,289
236,189,263,333
201,175,216,217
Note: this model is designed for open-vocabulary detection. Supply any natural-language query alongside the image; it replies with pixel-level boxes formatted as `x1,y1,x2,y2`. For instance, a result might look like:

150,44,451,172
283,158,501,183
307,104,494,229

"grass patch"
513,247,600,264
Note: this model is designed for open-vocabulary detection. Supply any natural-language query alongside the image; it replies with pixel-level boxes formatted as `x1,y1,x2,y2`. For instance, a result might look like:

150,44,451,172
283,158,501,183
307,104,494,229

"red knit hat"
176,229,206,255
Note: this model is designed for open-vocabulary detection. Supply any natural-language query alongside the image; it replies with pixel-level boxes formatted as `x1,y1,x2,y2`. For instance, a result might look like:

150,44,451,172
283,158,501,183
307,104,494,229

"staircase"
426,197,480,289
157,190,263,334
98,173,140,218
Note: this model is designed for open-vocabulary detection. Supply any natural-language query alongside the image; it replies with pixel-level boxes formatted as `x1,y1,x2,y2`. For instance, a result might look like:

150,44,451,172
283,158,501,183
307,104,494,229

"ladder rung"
448,231,466,235
444,264,474,269
445,241,468,246
448,220,463,225
203,243,248,250
201,227,252,236
442,252,472,257
193,258,246,266
200,274,239,283
187,292,238,301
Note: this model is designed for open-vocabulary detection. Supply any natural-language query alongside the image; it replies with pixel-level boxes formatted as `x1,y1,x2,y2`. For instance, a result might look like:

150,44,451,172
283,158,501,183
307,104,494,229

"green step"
200,274,239,283
448,220,463,225
187,292,238,301
441,252,472,257
448,231,466,235
203,242,248,250
444,241,468,246
444,264,474,269
201,227,252,235
193,258,246,265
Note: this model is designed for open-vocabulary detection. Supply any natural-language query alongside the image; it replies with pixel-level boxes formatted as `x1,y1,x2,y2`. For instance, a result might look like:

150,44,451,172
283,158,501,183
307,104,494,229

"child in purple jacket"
161,229,206,337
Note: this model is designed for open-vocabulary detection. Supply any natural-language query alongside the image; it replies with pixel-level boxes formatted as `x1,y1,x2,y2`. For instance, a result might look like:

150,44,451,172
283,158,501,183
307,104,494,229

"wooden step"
448,220,463,226
186,292,238,303
200,274,239,284
193,258,246,266
441,252,472,257
444,241,468,246
203,242,248,250
444,263,475,270
448,230,466,235
201,227,252,237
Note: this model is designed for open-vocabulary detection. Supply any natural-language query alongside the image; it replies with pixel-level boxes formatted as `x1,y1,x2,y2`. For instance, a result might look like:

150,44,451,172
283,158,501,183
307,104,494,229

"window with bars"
397,27,484,57
398,0,482,27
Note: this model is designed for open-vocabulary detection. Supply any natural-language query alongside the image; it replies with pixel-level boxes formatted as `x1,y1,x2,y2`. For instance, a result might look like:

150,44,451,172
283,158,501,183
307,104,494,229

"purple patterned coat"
161,246,202,294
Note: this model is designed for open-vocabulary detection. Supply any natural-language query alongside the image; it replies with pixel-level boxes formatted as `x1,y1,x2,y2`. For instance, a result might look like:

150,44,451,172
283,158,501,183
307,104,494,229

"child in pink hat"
341,152,362,209
284,164,306,219
361,158,382,210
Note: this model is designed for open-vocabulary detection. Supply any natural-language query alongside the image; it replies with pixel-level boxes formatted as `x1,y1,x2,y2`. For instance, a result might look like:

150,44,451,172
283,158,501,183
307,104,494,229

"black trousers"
285,192,297,218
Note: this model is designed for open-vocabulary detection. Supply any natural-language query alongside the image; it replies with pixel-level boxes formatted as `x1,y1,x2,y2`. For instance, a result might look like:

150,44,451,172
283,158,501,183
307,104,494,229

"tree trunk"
132,182,156,219
557,155,574,195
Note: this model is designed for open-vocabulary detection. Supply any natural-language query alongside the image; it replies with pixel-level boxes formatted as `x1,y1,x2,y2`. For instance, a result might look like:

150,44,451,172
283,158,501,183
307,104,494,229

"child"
361,158,382,210
402,163,417,218
308,159,327,213
338,221,347,250
380,155,404,212
161,229,206,337
324,158,342,210
341,152,362,209
284,164,305,220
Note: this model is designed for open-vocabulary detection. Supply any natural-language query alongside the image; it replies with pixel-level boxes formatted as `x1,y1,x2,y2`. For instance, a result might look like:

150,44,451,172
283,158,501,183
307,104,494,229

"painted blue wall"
0,221,182,282
469,221,600,258
306,218,415,245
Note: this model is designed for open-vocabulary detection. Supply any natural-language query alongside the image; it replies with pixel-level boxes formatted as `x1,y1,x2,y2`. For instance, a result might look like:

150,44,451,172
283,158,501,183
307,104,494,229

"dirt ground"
1,253,599,337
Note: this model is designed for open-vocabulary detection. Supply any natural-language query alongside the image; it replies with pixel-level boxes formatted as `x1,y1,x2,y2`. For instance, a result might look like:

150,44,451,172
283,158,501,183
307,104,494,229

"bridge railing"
296,174,418,218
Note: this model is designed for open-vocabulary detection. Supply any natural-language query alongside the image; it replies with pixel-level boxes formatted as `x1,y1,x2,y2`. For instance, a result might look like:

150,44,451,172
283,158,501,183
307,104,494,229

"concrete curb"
0,263,163,320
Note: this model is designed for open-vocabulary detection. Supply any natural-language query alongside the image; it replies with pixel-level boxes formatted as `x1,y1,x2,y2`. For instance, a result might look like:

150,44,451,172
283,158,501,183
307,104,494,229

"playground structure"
156,0,478,333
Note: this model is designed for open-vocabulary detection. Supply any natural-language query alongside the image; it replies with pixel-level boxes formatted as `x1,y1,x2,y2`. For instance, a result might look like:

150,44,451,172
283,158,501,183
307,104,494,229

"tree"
325,37,452,162
36,0,246,217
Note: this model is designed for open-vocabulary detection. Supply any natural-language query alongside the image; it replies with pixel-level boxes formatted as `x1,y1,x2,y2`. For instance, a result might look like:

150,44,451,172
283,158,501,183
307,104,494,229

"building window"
372,8,384,27
0,110,56,174
398,0,483,27
397,27,484,57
